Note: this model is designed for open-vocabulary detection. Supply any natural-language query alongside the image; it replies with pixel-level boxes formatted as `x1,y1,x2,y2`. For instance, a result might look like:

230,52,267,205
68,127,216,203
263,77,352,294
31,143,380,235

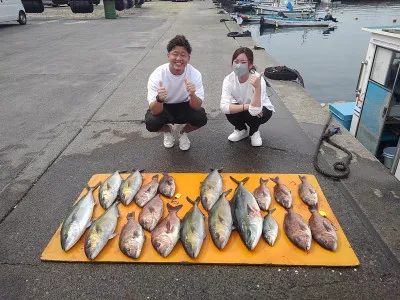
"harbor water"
244,0,400,104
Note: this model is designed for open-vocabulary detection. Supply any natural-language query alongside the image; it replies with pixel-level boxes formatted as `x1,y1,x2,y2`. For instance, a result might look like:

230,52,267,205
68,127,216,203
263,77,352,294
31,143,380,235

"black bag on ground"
264,66,304,87
264,66,298,81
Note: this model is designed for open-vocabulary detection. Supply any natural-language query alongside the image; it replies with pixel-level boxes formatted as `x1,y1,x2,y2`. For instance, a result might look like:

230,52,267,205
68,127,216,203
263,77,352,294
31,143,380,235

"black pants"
226,107,273,136
145,102,208,132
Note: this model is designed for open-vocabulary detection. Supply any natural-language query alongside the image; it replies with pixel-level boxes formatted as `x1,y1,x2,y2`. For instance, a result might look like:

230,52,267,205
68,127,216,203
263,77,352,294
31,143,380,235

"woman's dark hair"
167,35,192,55
231,47,256,72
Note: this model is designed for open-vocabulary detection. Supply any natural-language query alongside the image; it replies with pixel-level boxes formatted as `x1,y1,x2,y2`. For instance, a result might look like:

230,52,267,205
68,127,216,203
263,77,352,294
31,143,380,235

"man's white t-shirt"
147,63,204,105
220,71,275,116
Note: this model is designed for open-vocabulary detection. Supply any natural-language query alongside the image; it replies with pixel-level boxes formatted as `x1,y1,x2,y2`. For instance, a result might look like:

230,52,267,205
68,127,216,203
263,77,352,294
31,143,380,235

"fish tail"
86,181,102,191
186,196,201,206
298,175,306,182
195,196,201,205
230,176,249,185
260,178,269,185
118,170,130,174
230,176,240,184
139,169,145,173
77,182,99,202
267,208,276,214
152,174,159,180
127,211,135,220
269,176,280,184
167,203,183,213
223,189,233,196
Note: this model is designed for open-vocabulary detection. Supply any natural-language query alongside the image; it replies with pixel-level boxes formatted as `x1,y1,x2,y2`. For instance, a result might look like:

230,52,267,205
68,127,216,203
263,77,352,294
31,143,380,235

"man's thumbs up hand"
184,77,196,96
157,80,167,102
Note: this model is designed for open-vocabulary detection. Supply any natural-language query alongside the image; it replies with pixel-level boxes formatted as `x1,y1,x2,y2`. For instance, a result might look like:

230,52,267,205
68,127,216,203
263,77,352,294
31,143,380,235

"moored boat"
260,15,334,28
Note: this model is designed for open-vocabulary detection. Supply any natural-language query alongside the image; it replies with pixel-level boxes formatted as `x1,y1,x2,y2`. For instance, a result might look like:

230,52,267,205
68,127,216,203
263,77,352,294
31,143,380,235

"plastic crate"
329,102,355,130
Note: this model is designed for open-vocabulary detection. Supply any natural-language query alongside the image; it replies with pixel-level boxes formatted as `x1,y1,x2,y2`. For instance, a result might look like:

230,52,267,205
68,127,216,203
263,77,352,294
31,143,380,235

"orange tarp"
41,173,359,266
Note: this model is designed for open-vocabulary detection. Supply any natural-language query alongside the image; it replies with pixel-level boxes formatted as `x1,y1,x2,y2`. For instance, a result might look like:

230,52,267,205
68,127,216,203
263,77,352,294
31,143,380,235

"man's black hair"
167,35,192,55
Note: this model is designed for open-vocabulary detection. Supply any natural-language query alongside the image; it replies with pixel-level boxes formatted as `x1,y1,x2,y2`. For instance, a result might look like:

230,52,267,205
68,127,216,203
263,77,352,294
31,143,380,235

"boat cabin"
350,25,400,180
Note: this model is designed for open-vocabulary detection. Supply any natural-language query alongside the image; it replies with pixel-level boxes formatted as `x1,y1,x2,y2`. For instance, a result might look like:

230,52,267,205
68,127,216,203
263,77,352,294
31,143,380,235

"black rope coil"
314,113,352,180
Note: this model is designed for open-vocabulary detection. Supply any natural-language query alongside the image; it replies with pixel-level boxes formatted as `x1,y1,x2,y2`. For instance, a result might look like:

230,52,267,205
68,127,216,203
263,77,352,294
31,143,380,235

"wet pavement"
0,1,399,299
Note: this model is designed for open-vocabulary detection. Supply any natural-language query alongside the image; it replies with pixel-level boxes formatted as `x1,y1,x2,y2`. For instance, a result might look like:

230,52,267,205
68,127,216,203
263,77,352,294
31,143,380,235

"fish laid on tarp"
158,173,176,198
139,194,164,232
200,168,223,211
61,182,101,251
208,189,233,250
181,197,206,258
135,174,159,207
119,211,145,259
253,178,271,211
231,176,263,251
99,171,123,210
298,175,318,206
262,208,278,246
283,206,311,251
119,170,143,206
308,205,337,251
270,176,292,209
84,202,119,260
151,203,182,257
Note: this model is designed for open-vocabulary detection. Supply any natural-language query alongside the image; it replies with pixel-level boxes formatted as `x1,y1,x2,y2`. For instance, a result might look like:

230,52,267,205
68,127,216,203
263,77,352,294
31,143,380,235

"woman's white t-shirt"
220,71,275,116
147,63,204,104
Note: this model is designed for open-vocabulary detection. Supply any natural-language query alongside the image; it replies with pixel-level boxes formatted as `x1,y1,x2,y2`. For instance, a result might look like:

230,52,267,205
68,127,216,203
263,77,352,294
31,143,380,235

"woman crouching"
220,47,275,146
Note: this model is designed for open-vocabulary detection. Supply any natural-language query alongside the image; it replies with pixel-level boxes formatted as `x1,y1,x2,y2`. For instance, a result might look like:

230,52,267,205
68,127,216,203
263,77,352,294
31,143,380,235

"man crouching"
145,35,207,151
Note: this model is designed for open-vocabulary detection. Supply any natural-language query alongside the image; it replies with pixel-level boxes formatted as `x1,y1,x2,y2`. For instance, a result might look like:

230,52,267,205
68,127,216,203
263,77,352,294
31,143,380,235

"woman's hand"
250,73,262,90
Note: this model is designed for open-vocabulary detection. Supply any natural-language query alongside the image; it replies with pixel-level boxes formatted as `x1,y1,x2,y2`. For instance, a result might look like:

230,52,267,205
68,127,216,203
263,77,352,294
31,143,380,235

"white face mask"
233,63,249,78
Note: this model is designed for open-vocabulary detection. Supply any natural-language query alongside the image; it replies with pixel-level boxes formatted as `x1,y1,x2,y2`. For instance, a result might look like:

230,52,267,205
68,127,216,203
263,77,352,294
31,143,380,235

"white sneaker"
179,132,190,151
163,132,175,148
250,131,262,147
228,129,249,142
163,124,175,148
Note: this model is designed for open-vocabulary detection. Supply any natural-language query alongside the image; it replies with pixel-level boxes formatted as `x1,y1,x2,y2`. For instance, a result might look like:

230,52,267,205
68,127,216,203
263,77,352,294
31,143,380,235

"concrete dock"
0,1,399,299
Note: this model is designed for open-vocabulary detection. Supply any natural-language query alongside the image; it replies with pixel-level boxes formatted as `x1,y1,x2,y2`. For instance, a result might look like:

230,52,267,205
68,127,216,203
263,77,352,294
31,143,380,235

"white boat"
260,16,334,27
233,12,308,24
348,25,400,180
253,2,315,12
254,8,313,18
259,25,335,36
